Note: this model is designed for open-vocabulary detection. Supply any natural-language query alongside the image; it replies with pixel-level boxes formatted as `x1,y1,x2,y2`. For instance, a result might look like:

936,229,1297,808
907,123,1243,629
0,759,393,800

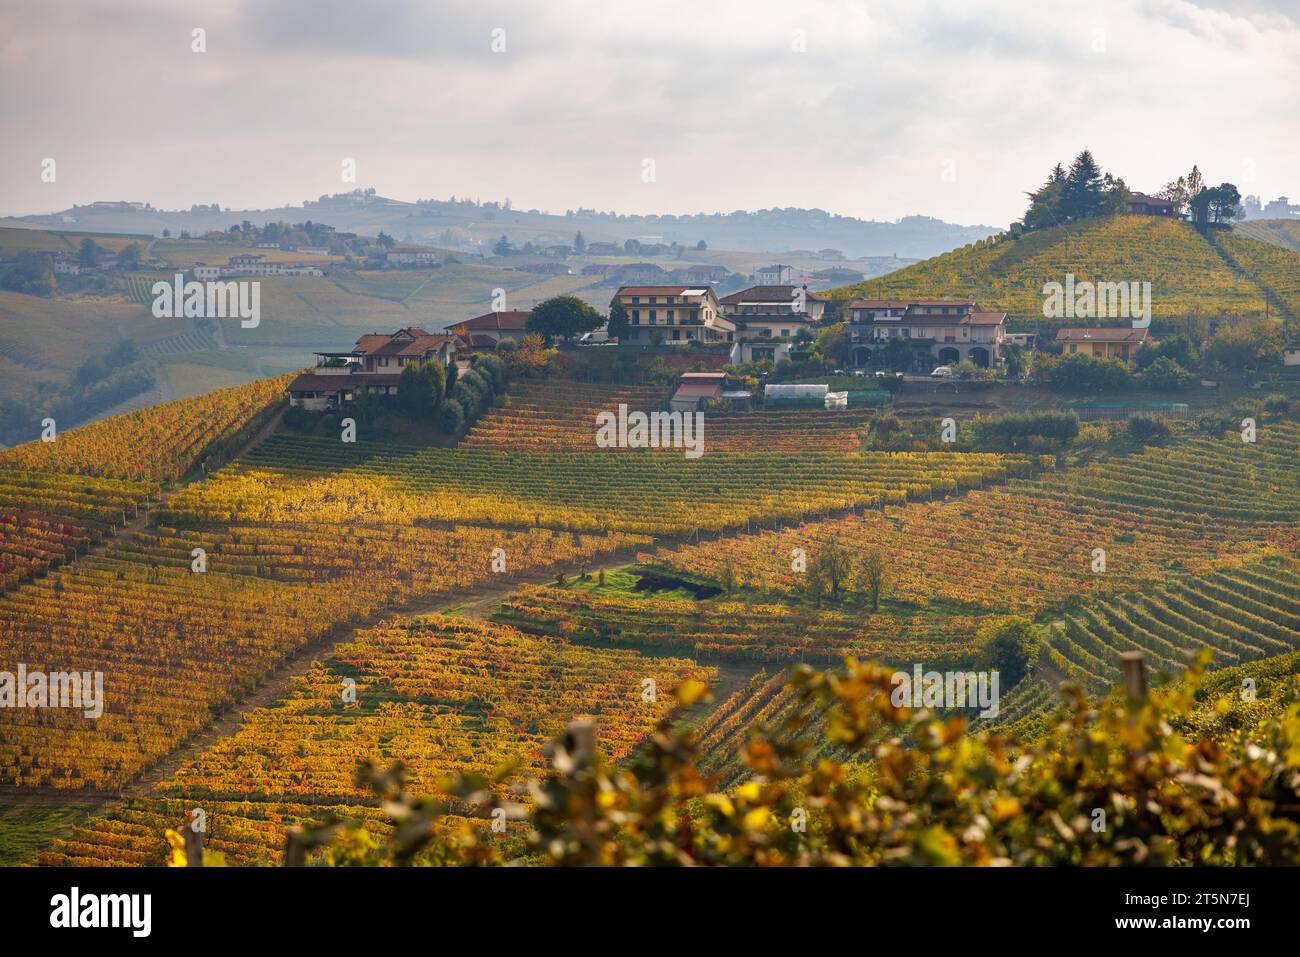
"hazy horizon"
2,0,1298,226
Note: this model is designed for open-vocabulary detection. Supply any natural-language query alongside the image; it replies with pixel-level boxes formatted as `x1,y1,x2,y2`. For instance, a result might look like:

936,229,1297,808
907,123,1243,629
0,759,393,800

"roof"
288,372,403,392
352,328,458,356
1129,193,1175,207
720,285,826,305
1056,327,1150,343
615,285,715,298
680,371,726,381
672,382,725,400
848,299,976,309
448,311,530,332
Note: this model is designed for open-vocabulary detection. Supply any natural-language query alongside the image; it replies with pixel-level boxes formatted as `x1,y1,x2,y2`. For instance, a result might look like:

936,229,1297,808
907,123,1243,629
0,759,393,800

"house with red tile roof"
445,311,531,348
1056,327,1151,364
287,327,461,411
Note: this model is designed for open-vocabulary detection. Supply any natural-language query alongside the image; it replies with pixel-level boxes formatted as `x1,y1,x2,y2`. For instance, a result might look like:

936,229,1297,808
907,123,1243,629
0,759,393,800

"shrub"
438,398,466,435
1263,393,1291,416
1126,413,1171,444
1035,352,1130,394
283,405,315,432
975,411,1079,451
1140,355,1195,391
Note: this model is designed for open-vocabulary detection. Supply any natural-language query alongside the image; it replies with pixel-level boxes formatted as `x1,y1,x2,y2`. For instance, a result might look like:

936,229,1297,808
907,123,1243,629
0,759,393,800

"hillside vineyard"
0,364,1295,872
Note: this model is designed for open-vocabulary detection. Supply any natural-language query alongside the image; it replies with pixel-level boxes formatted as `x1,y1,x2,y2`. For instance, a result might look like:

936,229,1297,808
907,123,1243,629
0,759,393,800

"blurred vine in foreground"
242,655,1300,866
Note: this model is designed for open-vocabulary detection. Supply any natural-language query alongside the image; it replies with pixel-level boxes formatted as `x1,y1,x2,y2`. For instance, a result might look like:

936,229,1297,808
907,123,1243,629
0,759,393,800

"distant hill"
824,216,1300,328
1234,218,1300,253
6,191,1000,260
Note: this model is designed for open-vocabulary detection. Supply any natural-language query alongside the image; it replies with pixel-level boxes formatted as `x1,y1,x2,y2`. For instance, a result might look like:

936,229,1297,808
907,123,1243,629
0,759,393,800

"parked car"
930,365,954,378
852,369,868,378
578,330,615,346
874,370,903,379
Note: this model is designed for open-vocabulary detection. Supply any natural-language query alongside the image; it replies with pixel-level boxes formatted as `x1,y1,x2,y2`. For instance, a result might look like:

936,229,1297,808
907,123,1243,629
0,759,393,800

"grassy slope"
823,216,1296,326
1233,219,1300,253
0,804,99,865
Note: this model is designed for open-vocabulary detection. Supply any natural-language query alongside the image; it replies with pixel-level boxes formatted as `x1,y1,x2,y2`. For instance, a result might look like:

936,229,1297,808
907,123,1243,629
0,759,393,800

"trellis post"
1121,652,1147,702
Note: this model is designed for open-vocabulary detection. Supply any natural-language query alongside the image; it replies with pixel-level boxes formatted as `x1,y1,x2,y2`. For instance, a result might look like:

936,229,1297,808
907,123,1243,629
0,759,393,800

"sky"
1,0,1297,227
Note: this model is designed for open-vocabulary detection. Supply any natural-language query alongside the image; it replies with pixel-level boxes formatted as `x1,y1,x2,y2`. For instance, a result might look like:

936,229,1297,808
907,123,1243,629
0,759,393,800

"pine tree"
1061,149,1105,221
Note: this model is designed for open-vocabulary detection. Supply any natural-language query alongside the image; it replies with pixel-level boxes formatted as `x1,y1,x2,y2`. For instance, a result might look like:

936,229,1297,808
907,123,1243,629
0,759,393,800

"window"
632,296,640,305
667,310,675,323
691,309,700,322
1069,344,1078,354
632,310,640,324
780,329,790,338
649,310,657,324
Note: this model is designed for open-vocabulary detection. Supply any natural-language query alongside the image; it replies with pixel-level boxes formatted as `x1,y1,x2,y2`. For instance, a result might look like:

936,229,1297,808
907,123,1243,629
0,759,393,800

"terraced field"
463,380,879,453
1044,559,1300,691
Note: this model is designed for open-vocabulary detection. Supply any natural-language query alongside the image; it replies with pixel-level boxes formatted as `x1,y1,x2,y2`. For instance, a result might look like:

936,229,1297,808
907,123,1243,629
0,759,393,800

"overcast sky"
1,0,1297,226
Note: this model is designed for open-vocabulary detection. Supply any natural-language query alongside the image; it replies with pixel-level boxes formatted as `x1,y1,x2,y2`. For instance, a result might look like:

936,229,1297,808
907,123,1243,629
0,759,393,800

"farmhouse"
673,264,730,283
611,286,735,345
1285,346,1300,367
385,248,442,266
446,310,531,348
287,327,460,411
219,254,324,277
847,299,1008,370
1056,327,1150,364
755,264,793,284
721,284,827,364
1127,192,1177,216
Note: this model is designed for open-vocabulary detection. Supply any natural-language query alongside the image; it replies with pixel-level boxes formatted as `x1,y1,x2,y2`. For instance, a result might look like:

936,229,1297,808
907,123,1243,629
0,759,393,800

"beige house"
847,299,1008,369
612,286,735,345
720,284,826,340
1055,327,1150,364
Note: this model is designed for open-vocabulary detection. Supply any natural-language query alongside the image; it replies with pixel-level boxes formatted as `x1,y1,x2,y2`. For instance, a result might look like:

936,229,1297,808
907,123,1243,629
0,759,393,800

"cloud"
0,0,1295,225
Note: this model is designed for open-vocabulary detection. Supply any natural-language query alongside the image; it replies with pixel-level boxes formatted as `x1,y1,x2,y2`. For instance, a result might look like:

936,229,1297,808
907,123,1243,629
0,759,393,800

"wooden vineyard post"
566,717,596,764
565,718,600,866
184,825,204,867
1121,652,1147,702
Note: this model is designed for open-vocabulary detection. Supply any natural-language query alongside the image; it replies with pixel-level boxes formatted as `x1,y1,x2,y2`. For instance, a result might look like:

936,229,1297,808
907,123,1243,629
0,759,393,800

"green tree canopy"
527,295,602,343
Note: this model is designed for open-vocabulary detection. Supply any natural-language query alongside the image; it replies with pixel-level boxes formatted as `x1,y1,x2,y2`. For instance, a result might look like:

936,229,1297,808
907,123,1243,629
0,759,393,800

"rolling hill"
824,216,1300,326
1234,218,1300,253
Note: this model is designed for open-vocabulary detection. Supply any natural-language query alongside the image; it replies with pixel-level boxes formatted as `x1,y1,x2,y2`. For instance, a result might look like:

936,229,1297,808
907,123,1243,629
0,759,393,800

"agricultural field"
0,374,291,482
824,216,1289,325
40,616,707,864
1233,218,1300,253
1044,558,1300,691
496,582,987,665
3,359,1298,870
462,381,880,453
656,423,1300,611
157,432,1033,536
0,515,645,791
